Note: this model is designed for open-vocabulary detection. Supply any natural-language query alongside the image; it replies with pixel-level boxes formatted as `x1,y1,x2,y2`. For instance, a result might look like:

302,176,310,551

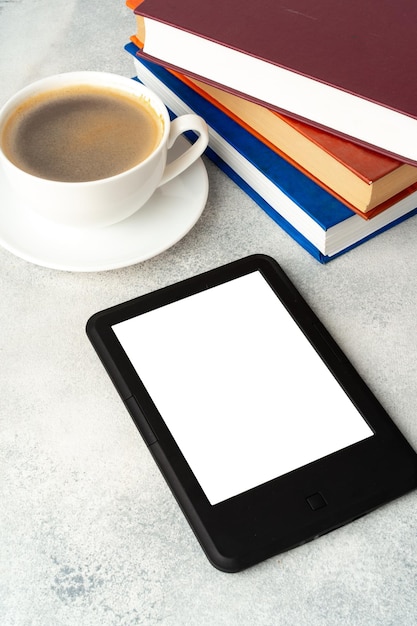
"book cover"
173,73,417,215
125,43,417,264
128,0,417,166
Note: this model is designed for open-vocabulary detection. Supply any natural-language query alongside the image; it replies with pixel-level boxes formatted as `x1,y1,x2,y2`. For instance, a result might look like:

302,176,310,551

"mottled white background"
1,1,417,624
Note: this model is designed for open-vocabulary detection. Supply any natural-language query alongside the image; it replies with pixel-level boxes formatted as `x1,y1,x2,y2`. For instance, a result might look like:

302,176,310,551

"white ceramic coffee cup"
0,72,209,228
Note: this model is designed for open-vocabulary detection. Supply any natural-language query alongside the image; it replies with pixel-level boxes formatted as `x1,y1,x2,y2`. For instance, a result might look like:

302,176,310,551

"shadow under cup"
0,72,206,229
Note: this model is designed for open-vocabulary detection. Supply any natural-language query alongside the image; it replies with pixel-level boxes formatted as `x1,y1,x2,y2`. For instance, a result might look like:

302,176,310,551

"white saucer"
0,138,208,272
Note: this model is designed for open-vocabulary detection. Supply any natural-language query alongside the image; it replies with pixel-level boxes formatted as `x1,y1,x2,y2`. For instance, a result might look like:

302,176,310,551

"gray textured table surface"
1,2,417,625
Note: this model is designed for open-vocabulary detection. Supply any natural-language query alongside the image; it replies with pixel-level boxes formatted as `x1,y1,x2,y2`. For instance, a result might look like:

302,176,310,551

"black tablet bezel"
86,254,417,572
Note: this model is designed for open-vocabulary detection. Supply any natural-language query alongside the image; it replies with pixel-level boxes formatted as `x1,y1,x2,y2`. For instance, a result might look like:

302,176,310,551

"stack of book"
125,0,417,262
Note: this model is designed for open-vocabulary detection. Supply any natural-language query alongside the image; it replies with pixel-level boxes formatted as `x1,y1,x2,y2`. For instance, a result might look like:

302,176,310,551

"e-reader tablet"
86,254,417,572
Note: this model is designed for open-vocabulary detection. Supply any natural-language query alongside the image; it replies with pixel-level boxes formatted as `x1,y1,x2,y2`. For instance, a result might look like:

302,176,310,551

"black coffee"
1,84,164,182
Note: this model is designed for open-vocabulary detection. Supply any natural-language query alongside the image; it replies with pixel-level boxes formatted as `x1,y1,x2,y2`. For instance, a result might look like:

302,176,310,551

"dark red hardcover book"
129,0,417,166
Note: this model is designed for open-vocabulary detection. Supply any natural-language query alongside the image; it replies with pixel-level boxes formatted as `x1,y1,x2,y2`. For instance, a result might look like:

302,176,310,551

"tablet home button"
306,492,327,511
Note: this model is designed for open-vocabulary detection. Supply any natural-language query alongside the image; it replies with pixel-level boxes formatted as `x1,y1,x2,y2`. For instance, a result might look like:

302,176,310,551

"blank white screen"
113,271,373,505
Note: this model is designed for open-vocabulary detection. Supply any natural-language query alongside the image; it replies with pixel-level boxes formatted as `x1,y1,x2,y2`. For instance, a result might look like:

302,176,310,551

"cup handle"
157,114,209,188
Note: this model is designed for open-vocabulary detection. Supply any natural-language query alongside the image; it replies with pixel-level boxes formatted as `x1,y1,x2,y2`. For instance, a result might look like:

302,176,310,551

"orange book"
171,71,417,216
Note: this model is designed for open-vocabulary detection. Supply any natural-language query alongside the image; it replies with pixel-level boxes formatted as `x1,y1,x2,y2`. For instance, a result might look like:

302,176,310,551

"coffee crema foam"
1,85,164,182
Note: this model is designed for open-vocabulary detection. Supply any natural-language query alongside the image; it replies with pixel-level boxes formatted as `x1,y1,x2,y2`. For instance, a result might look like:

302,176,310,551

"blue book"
125,42,417,263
